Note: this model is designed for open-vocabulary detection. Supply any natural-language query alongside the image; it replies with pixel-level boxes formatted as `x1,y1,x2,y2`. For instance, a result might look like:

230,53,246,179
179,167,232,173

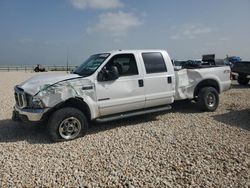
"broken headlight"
31,97,45,109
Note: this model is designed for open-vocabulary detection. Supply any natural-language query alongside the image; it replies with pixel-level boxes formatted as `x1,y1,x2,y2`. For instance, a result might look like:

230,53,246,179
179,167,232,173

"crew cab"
12,50,231,141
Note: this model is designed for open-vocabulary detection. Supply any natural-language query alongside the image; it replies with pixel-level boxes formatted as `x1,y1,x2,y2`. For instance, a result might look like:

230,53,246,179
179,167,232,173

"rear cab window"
142,52,167,74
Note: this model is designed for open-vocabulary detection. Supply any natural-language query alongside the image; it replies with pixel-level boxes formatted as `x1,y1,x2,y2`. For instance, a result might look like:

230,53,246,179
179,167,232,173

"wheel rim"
59,117,82,140
207,93,216,107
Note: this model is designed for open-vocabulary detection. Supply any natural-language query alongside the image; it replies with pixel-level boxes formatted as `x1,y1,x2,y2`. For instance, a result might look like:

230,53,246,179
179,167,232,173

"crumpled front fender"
35,78,96,109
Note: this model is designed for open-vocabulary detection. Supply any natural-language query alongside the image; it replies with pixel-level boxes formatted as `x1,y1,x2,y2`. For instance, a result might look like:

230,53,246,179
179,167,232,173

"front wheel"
197,87,219,112
47,107,88,141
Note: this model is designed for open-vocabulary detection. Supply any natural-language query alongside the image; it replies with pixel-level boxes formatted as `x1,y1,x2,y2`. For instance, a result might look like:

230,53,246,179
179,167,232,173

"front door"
95,53,145,116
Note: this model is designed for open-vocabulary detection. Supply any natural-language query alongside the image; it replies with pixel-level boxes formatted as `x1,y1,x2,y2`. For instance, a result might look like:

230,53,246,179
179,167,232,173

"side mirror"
109,65,119,80
97,71,105,81
97,66,119,81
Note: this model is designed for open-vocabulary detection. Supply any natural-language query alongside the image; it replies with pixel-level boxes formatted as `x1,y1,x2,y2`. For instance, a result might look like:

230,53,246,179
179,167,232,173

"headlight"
31,97,45,109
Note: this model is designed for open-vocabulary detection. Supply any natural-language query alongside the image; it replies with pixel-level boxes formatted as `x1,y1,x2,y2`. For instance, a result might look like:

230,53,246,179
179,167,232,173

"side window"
105,54,138,76
142,52,167,74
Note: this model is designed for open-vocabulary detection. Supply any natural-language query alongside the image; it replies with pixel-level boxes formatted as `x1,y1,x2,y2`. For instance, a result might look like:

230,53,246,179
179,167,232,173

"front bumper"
12,105,49,122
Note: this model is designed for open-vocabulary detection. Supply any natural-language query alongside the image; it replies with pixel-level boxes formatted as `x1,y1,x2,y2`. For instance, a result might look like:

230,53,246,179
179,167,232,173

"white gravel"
0,71,249,187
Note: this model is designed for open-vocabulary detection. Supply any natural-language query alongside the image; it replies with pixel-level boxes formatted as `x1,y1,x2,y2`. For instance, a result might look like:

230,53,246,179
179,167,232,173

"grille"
14,86,27,108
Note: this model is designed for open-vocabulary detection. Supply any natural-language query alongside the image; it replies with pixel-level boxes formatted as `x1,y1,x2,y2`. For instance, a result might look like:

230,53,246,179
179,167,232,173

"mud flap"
12,110,21,121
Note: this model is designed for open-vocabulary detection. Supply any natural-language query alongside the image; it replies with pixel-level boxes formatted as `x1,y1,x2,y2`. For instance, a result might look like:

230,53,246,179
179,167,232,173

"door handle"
138,79,144,87
167,76,172,84
82,86,93,90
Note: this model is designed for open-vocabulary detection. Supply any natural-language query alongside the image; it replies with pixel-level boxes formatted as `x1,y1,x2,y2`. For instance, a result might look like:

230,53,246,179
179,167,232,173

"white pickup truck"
12,50,231,141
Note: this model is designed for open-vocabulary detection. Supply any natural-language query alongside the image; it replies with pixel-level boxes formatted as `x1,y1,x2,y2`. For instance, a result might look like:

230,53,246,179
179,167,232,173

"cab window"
105,54,138,76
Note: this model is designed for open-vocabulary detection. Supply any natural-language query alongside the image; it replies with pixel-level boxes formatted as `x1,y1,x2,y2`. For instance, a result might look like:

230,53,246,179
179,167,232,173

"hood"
18,73,81,95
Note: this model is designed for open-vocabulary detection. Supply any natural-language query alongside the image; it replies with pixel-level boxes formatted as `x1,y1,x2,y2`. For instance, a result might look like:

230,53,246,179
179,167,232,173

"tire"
34,67,39,72
47,107,88,142
197,87,219,112
237,74,249,85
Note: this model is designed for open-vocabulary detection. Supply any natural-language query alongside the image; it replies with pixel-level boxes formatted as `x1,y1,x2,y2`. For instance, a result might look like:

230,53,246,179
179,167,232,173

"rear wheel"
197,87,219,112
47,107,88,141
237,74,249,85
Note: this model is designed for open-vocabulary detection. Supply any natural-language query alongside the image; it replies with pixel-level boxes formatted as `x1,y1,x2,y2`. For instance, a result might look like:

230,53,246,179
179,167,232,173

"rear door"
140,51,175,108
95,53,145,116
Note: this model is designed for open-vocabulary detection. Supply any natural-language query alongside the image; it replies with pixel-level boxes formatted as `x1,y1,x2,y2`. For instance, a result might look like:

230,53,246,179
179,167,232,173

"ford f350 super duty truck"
12,50,231,141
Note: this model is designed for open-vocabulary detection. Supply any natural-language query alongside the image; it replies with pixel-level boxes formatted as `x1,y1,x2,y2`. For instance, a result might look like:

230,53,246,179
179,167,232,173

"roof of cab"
102,49,167,54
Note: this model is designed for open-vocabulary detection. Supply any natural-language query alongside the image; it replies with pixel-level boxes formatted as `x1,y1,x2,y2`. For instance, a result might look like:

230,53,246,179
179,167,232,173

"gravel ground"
0,71,249,187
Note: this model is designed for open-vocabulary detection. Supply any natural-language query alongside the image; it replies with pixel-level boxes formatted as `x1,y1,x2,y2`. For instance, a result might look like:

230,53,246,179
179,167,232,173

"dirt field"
0,71,249,187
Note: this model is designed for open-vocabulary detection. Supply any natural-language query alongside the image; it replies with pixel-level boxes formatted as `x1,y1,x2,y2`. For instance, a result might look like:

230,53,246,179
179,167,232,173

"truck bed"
174,66,231,100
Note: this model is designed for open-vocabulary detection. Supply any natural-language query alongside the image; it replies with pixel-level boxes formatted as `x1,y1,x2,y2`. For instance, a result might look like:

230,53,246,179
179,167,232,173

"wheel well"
42,97,91,121
194,79,220,97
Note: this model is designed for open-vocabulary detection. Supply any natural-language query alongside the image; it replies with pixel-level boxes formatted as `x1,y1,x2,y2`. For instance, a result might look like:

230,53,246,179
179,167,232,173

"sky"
0,0,249,66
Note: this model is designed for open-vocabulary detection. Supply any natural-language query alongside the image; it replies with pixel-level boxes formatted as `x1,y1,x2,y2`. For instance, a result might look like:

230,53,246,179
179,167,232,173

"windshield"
73,53,110,76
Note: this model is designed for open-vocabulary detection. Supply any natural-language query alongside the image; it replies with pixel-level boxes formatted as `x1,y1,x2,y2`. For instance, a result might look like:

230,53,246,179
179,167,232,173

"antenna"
66,46,69,73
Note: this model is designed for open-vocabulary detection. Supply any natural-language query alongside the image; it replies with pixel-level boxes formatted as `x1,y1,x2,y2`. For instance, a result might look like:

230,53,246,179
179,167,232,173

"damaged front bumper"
12,105,49,122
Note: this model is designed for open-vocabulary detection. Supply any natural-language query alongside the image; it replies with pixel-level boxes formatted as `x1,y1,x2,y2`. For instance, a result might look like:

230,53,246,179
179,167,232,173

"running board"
96,105,172,123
